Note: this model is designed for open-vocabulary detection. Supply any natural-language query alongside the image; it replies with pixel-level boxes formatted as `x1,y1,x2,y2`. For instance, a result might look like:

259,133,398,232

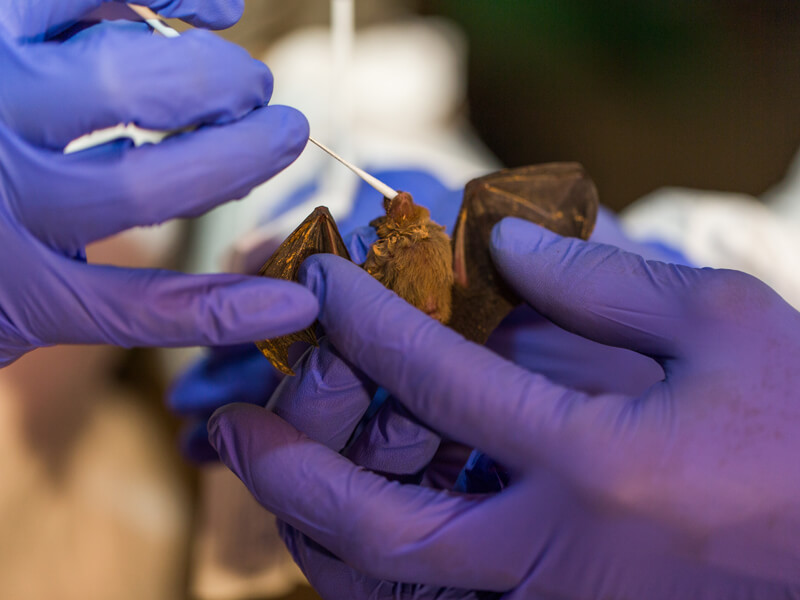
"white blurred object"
268,18,466,136
329,0,355,158
189,17,499,275
622,148,800,310
64,123,172,153
762,145,800,222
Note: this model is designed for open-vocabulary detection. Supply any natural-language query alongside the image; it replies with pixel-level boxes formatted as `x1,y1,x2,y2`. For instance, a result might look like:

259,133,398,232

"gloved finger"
23,260,318,349
10,0,243,40
169,344,280,416
267,336,444,479
343,397,442,480
209,403,535,590
278,522,484,599
298,255,591,472
267,337,375,452
1,28,271,149
486,304,665,397
10,104,308,253
490,217,702,361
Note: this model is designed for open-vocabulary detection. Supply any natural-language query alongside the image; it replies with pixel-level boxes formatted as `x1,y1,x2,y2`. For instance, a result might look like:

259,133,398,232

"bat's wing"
255,206,351,375
447,163,598,344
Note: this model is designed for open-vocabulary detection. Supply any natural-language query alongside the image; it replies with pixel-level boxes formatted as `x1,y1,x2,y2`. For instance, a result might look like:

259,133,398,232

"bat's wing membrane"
448,163,598,343
255,164,597,371
255,207,351,375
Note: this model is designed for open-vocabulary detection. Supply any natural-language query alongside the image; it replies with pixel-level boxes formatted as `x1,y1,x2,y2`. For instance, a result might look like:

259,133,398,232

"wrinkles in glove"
169,169,457,462
0,2,317,366
210,220,800,599
344,173,688,397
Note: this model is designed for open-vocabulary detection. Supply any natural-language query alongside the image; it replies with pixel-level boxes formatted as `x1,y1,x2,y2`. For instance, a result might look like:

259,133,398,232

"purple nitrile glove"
170,167,688,463
168,169,455,462
169,344,285,462
210,219,800,598
3,0,244,42
346,178,688,397
0,0,317,367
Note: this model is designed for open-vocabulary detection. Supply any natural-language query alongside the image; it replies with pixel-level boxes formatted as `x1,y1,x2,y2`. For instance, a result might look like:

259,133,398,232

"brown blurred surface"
276,587,322,600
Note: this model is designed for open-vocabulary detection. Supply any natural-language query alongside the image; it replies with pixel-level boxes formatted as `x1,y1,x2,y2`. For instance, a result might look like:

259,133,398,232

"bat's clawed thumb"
490,217,695,360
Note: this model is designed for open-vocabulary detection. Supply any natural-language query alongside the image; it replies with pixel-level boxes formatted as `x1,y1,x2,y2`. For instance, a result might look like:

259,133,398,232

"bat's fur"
255,164,598,374
363,192,453,322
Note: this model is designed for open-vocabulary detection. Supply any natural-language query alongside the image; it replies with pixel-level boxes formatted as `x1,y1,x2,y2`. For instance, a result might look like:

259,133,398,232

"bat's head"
365,193,454,323
382,192,431,227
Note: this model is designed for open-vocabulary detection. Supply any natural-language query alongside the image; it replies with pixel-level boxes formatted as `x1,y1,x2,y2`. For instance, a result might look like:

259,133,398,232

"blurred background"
219,0,800,211
423,0,800,210
1,1,798,599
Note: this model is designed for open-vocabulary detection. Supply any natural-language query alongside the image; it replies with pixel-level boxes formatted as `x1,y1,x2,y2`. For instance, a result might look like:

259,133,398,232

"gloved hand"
170,168,687,462
209,219,800,598
0,0,317,366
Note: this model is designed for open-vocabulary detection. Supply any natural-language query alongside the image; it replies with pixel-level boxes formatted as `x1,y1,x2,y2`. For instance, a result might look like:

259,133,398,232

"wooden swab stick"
127,4,181,37
308,138,398,199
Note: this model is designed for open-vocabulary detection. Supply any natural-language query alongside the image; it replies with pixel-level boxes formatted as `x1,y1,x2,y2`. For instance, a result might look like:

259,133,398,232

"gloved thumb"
490,217,702,361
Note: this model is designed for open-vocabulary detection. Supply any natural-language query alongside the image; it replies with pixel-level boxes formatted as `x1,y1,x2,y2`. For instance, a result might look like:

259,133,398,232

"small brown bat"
256,162,599,375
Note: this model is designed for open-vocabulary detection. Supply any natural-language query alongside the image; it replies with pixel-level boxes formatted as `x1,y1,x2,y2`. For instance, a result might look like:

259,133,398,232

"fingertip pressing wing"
448,163,599,343
255,207,351,375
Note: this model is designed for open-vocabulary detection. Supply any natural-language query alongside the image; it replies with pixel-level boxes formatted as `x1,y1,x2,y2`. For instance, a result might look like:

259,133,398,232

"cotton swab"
307,138,398,199
126,3,399,199
126,4,181,37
